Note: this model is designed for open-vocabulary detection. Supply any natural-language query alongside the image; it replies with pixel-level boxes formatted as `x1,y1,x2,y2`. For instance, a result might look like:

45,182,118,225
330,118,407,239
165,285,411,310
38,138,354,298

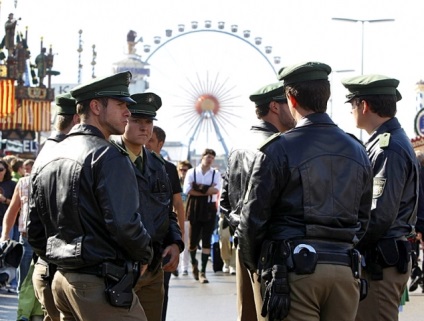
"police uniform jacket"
113,137,183,270
220,120,279,232
356,117,419,251
237,113,373,272
28,124,153,269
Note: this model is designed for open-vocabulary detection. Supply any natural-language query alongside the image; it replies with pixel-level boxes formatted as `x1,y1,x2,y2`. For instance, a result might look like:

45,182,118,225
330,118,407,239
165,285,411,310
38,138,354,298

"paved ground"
1,271,422,321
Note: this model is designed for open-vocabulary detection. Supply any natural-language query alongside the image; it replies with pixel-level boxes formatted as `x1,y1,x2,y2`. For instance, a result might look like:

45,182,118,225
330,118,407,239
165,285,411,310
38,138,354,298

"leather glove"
261,264,290,321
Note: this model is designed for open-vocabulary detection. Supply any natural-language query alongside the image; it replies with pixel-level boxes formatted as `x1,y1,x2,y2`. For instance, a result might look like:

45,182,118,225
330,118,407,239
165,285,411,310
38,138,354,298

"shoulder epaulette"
257,132,281,151
379,133,391,148
150,151,165,164
109,139,129,156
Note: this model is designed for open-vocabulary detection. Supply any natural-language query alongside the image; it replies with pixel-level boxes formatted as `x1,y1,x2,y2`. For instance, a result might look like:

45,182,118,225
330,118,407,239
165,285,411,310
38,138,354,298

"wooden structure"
0,23,56,156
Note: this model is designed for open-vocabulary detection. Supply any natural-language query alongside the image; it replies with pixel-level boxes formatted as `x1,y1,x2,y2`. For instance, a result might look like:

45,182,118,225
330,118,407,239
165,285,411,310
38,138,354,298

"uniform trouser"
283,264,360,321
33,262,60,321
236,247,263,321
356,263,411,321
251,264,359,321
134,268,164,321
52,270,147,321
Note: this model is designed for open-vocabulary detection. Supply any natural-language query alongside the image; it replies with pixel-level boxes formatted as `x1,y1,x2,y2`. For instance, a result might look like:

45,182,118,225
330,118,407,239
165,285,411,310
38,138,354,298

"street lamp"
330,69,355,118
332,17,394,140
331,18,395,75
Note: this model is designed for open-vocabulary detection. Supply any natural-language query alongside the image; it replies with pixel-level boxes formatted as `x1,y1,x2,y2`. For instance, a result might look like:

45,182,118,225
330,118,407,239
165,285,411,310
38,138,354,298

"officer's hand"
162,244,180,272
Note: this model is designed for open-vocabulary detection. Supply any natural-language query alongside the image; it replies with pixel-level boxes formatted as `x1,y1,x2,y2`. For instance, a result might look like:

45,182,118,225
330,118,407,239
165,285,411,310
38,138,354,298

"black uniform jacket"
356,117,419,251
237,113,373,272
220,121,279,234
113,137,183,257
28,124,153,269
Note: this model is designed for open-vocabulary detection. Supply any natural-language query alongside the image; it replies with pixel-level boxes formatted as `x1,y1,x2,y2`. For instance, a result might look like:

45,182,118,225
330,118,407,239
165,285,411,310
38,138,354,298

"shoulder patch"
257,132,281,151
373,177,386,198
379,133,391,148
150,151,165,164
109,139,129,156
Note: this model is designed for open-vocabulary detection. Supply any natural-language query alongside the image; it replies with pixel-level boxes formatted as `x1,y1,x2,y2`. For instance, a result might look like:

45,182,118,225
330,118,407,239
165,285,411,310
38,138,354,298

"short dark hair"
284,79,330,113
11,158,23,172
153,126,166,143
356,95,397,118
77,97,109,117
56,114,75,131
255,103,270,119
202,148,216,157
0,159,12,181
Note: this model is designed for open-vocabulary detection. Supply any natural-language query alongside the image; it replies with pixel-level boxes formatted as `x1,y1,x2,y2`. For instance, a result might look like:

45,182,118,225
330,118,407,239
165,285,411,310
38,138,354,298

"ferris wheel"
134,20,282,160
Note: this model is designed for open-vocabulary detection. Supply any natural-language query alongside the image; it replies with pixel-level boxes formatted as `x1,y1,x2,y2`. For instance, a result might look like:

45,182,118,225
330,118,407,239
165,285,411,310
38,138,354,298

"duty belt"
289,239,353,267
60,262,126,279
316,252,351,266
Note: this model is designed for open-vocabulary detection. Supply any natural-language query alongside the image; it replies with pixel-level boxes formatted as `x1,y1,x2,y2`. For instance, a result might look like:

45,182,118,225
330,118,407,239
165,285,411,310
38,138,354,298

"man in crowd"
342,74,419,321
28,71,153,321
176,160,193,276
238,62,373,321
184,148,221,284
220,81,295,321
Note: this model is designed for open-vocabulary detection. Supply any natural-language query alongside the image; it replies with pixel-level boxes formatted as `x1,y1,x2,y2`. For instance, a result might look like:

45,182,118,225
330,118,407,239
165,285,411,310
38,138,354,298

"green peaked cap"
70,71,136,104
341,74,402,102
55,92,76,115
129,92,162,119
278,61,331,84
249,82,286,106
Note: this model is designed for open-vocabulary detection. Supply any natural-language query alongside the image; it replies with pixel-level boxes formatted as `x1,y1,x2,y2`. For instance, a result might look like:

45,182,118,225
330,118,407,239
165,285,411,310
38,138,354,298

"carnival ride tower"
113,30,150,94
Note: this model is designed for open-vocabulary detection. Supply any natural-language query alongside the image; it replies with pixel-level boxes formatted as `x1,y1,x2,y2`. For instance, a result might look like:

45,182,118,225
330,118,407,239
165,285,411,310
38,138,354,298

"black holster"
365,239,411,280
104,262,135,309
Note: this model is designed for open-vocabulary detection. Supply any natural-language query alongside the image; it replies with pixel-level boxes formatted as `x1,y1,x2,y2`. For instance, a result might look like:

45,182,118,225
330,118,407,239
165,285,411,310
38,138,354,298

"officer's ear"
360,99,370,114
269,101,279,113
89,99,102,116
287,93,298,108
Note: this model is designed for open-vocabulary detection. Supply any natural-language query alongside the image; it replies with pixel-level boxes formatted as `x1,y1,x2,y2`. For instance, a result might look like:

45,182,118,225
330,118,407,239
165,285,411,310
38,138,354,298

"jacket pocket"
46,235,84,267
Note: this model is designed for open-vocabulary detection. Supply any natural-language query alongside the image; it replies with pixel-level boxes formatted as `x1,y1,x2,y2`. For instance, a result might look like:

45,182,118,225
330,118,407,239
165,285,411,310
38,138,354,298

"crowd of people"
0,61,422,321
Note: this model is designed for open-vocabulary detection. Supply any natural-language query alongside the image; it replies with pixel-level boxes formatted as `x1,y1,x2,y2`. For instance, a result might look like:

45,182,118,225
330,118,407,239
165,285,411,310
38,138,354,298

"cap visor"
110,96,136,104
131,114,157,121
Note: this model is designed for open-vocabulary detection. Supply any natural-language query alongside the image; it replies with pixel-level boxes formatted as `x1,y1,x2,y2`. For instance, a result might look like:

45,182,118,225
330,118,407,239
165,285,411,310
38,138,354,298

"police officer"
237,62,373,321
38,92,80,154
28,71,153,321
220,81,295,321
342,74,419,321
32,92,79,321
111,93,183,321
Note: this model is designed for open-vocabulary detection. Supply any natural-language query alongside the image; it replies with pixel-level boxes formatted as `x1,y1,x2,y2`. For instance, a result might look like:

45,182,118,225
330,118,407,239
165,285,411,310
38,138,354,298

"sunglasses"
0,167,5,172
179,168,188,172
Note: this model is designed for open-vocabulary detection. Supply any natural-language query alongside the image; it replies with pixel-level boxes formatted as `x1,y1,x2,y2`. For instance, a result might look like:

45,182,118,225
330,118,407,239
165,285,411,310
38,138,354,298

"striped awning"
1,99,51,131
0,79,16,117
